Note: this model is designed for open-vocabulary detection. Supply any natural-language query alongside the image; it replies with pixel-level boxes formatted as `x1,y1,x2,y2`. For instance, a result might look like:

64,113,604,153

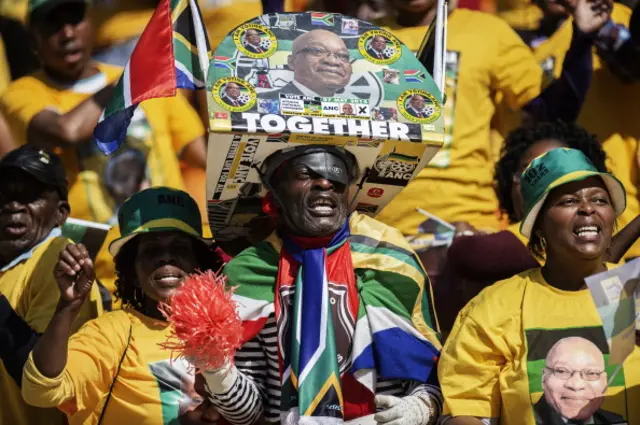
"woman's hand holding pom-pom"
160,270,243,372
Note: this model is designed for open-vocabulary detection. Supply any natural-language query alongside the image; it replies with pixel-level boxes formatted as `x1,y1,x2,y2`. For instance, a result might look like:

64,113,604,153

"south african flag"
214,56,236,71
311,12,334,27
404,70,426,83
94,0,211,155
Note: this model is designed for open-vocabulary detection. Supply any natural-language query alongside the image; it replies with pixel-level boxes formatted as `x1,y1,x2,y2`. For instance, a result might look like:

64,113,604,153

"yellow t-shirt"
0,62,205,224
0,231,102,425
498,3,544,31
0,36,10,95
377,9,544,235
90,1,155,50
0,0,27,22
439,266,640,424
22,309,203,425
516,4,640,258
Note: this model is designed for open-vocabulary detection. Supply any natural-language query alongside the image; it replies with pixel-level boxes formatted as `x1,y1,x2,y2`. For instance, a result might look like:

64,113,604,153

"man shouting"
197,145,443,425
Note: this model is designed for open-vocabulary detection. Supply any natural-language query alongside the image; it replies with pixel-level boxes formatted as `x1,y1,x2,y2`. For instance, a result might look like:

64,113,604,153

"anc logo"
368,147,420,186
397,89,442,124
233,24,278,59
358,30,401,65
213,77,257,112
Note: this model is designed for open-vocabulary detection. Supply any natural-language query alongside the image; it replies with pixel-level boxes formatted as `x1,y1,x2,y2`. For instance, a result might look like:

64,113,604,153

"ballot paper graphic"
585,258,640,367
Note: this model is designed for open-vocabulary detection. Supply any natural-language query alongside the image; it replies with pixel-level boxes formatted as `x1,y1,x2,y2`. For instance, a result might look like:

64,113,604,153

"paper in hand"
585,258,640,365
406,208,456,252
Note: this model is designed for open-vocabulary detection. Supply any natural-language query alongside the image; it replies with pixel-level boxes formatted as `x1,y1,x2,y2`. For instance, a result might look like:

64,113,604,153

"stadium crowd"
0,0,638,423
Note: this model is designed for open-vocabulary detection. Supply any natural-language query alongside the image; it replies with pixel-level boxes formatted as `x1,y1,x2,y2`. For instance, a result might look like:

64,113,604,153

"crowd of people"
0,0,638,424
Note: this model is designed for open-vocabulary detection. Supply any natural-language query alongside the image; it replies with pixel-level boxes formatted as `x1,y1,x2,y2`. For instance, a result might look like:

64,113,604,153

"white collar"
291,80,323,98
1,228,62,272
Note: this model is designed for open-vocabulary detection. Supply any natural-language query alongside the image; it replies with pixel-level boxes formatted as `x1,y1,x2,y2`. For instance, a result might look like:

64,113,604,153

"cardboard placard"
205,12,445,241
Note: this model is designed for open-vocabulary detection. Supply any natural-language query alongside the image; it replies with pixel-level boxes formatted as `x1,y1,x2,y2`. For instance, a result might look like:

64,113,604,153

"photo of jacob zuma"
220,82,248,107
526,329,628,425
243,29,267,54
261,29,352,99
366,35,393,60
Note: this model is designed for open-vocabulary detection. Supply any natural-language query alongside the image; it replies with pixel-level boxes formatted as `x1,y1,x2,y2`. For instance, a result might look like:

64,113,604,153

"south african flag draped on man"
93,0,210,154
225,212,442,423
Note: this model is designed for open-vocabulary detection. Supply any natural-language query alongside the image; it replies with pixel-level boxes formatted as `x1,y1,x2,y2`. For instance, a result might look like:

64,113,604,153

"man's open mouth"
309,197,337,216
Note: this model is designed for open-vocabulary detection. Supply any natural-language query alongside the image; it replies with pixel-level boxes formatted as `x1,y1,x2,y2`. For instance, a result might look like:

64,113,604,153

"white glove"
201,360,238,395
374,394,434,425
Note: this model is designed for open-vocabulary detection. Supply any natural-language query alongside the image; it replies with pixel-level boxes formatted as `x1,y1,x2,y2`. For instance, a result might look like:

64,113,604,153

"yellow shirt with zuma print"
439,266,639,424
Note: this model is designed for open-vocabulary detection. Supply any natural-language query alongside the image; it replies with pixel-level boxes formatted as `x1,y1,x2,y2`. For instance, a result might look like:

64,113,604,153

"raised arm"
27,84,114,149
523,0,613,121
31,243,95,378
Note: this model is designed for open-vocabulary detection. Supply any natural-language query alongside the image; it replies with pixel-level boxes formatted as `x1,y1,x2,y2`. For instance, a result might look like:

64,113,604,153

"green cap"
29,0,89,21
520,148,626,239
109,187,212,257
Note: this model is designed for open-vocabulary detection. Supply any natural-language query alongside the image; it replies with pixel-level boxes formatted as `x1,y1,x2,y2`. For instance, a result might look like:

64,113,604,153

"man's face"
342,104,353,115
225,83,240,99
0,169,69,264
274,161,350,237
543,338,607,420
246,30,261,46
410,95,425,110
371,36,386,52
289,30,352,96
32,2,93,81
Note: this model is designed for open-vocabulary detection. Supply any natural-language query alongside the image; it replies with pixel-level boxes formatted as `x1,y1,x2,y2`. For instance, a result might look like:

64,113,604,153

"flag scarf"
225,212,442,422
278,223,351,424
93,0,210,155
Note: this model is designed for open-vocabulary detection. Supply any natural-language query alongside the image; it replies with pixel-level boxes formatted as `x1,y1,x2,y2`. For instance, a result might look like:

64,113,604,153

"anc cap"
0,145,68,200
109,187,212,256
520,148,626,239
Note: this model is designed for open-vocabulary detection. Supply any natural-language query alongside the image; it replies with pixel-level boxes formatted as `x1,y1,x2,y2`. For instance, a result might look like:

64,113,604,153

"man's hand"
374,395,434,425
53,243,95,311
573,0,613,34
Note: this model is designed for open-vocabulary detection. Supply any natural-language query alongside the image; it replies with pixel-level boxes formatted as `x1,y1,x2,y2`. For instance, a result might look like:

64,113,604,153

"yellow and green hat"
520,148,626,239
109,187,212,257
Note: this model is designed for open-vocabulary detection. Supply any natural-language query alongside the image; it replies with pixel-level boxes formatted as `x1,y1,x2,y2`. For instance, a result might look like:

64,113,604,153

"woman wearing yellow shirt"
441,122,640,332
439,148,639,425
21,187,225,425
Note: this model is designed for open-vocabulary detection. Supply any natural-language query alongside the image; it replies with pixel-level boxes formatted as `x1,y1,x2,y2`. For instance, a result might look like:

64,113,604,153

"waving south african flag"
93,0,211,155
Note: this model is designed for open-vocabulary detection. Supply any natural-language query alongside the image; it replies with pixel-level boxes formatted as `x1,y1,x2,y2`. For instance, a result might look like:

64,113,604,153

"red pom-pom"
159,270,243,371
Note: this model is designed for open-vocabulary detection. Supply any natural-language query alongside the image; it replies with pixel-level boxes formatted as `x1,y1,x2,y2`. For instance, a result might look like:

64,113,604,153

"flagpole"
189,0,210,87
433,0,448,97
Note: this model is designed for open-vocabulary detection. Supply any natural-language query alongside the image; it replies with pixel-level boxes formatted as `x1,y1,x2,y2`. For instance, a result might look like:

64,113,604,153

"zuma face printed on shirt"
526,328,629,425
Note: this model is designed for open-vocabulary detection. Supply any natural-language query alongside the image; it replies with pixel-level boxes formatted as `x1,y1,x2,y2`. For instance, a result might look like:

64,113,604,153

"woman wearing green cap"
440,121,640,333
437,148,640,425
20,187,225,425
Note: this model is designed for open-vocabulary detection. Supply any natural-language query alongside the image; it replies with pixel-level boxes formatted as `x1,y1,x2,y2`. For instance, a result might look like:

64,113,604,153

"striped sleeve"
207,337,266,425
408,382,443,420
